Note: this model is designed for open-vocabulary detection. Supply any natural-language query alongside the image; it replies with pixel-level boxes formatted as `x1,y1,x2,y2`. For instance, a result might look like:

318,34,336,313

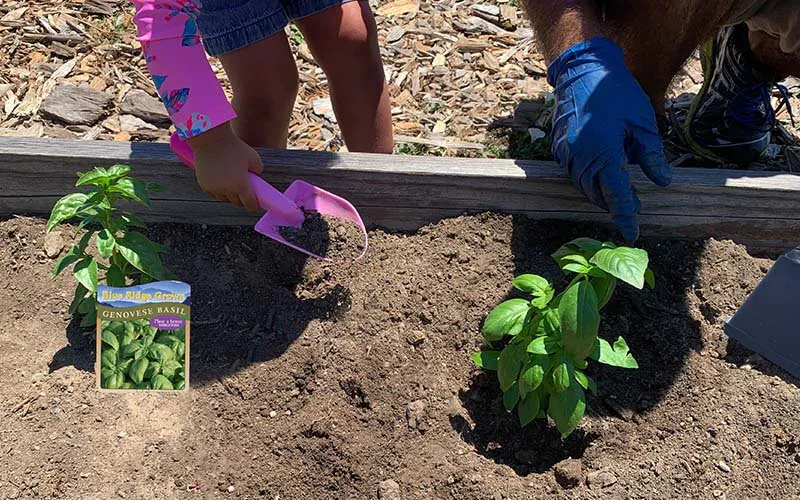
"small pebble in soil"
278,210,364,260
716,461,732,473
227,485,235,493
586,470,617,490
269,410,277,418
117,431,127,438
553,458,583,489
377,479,401,500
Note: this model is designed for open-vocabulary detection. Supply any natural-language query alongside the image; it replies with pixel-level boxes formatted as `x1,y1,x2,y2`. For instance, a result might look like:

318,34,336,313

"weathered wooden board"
1,137,799,250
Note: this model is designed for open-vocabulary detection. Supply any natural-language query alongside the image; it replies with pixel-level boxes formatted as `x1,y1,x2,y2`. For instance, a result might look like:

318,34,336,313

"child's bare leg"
295,1,393,153
218,32,299,148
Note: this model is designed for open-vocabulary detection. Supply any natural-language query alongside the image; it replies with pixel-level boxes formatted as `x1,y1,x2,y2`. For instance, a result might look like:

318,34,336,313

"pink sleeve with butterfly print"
130,0,236,140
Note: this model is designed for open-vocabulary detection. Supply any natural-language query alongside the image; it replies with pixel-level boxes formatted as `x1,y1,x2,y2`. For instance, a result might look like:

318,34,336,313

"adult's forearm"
523,0,604,62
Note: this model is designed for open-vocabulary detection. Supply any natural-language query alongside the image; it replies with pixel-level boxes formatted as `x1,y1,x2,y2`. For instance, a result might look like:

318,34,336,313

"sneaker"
684,24,791,163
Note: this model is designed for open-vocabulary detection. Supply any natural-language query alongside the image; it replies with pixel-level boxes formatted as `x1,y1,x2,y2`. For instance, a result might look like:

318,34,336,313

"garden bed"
1,214,799,499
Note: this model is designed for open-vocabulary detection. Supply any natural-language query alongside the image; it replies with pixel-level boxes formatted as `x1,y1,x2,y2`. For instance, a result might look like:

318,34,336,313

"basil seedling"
472,238,653,437
47,165,172,332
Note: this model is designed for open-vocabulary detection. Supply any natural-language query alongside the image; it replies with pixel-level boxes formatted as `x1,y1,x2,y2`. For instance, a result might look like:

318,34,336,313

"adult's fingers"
598,159,642,243
628,122,672,187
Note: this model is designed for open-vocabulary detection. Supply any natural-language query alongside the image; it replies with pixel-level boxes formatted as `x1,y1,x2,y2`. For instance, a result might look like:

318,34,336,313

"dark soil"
278,210,365,261
1,214,799,500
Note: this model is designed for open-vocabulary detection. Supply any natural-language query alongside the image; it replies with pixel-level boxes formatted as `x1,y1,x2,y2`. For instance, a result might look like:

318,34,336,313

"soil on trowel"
278,210,364,260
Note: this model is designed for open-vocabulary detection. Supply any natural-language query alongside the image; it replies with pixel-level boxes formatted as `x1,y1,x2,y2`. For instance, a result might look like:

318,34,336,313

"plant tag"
95,281,190,391
724,247,800,378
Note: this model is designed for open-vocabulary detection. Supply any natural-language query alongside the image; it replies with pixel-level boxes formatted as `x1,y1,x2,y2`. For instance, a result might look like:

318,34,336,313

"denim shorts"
197,0,356,56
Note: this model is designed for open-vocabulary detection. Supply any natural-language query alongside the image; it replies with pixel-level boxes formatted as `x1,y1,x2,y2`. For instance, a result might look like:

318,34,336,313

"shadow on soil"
151,224,350,386
455,216,708,475
50,316,95,374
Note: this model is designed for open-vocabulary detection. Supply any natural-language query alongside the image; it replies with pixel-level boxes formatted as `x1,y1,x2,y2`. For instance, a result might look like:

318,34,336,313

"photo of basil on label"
96,281,190,391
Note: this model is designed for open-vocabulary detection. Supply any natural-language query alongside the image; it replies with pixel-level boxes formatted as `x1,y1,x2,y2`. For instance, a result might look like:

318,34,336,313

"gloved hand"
547,37,672,242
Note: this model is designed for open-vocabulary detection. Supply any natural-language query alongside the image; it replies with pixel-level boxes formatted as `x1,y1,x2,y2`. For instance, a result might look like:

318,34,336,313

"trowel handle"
169,133,300,218
247,173,302,218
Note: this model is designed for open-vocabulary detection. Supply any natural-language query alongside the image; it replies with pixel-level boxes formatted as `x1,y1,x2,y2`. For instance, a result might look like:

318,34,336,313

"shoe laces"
728,81,795,133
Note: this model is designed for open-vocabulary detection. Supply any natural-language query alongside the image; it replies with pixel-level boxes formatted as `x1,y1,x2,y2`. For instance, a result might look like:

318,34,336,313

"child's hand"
186,124,264,211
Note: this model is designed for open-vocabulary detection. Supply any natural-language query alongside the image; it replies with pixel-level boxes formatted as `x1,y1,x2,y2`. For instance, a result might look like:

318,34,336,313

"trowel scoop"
169,134,368,261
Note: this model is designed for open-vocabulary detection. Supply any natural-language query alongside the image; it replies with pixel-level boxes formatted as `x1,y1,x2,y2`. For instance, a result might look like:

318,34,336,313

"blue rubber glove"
547,37,672,242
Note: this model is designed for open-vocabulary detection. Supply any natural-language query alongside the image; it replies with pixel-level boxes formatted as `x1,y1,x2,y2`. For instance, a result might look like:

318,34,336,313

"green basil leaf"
150,374,174,390
471,351,500,370
559,255,590,267
512,274,551,296
148,343,175,361
96,229,116,259
552,238,604,264
518,388,541,427
558,280,600,361
47,193,88,232
503,381,520,412
548,381,586,438
76,166,127,188
589,247,649,289
175,379,186,390
552,361,570,392
106,264,126,287
101,349,118,369
116,232,165,279
161,360,182,378
526,336,559,355
591,276,617,310
122,340,143,359
107,321,125,335
518,360,545,397
109,177,151,207
68,284,89,314
79,305,97,328
574,370,596,394
590,336,639,369
52,247,82,279
129,358,149,384
482,299,531,342
562,263,590,274
497,344,525,391
73,257,98,293
644,268,656,289
101,329,119,351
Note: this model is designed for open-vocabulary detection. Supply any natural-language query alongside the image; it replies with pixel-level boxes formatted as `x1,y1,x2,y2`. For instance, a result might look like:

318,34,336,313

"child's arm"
130,0,235,139
130,0,263,211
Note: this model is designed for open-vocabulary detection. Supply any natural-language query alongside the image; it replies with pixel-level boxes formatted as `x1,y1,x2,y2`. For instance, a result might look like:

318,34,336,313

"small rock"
377,479,401,500
119,114,157,132
739,364,752,371
269,410,277,418
119,89,170,126
43,231,65,258
40,84,112,125
80,472,90,478
227,485,235,493
716,460,731,473
528,127,546,142
117,431,127,438
553,458,583,489
405,330,426,346
406,400,426,430
712,490,726,499
586,470,617,490
312,97,337,123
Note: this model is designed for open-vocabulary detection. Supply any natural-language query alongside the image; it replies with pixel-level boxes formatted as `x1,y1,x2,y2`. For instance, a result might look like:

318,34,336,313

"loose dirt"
1,214,798,499
278,210,364,261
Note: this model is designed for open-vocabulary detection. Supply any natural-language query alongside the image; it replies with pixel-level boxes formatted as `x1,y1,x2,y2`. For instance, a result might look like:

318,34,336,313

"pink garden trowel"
170,134,368,261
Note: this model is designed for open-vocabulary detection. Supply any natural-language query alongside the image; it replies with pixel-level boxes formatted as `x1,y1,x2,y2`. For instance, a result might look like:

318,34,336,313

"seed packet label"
96,281,190,391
